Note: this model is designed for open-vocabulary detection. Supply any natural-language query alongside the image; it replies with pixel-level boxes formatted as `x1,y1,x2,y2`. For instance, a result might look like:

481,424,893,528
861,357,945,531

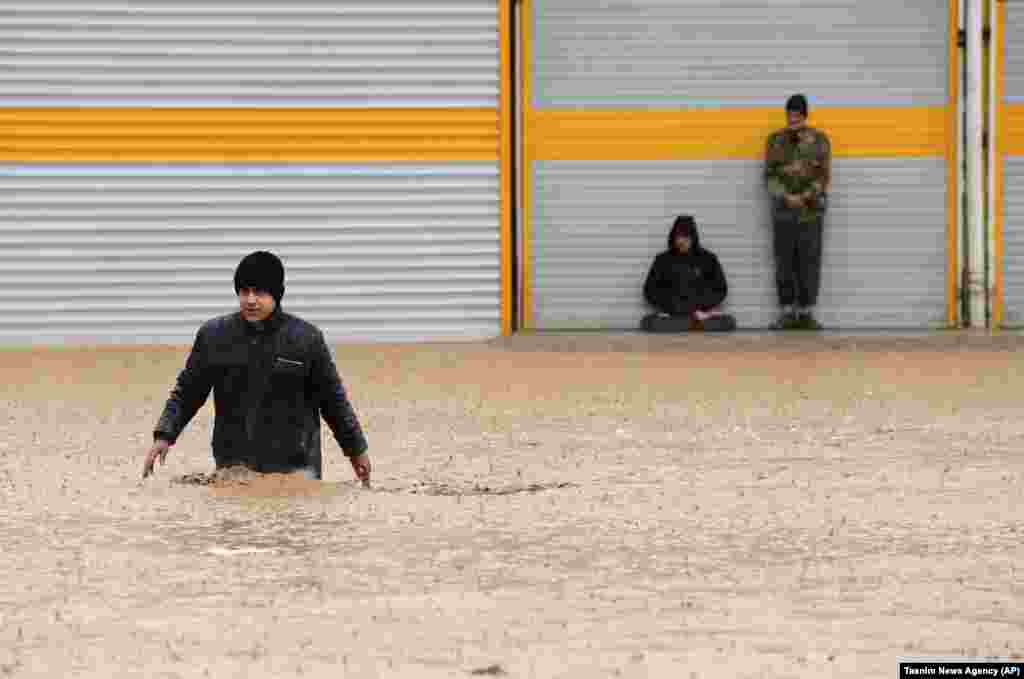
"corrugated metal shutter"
1004,2,1024,106
527,0,952,330
1003,159,1024,326
0,1,501,344
0,164,499,343
0,2,498,106
1002,3,1024,326
532,159,947,330
531,0,946,108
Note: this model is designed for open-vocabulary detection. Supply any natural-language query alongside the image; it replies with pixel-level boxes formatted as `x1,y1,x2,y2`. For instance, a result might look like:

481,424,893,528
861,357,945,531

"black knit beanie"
234,251,285,304
785,94,809,117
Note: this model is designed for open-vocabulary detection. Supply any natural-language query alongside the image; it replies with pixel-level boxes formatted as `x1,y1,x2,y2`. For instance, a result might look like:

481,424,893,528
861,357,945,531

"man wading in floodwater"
142,251,371,486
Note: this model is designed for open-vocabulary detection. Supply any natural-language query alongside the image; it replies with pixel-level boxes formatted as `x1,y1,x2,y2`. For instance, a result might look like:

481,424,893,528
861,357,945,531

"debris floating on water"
172,466,260,486
403,481,577,497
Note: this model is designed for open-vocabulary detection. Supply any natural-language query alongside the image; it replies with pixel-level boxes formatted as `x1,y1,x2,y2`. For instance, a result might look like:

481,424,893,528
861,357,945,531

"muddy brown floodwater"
1,332,1022,678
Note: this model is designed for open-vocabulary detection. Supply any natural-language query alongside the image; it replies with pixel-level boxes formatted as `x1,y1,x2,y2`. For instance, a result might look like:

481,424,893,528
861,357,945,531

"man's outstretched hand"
142,439,171,479
349,453,371,488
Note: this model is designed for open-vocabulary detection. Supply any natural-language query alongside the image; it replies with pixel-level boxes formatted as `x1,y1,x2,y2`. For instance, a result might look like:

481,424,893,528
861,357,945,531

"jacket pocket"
272,356,306,377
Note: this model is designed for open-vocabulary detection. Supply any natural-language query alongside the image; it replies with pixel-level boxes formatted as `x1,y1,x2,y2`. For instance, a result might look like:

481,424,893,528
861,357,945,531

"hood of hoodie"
667,215,701,254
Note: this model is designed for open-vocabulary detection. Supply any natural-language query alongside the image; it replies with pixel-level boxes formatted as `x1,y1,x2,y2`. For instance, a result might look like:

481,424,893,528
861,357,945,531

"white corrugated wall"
0,2,498,107
0,1,503,344
531,2,946,108
1001,1,1024,326
0,164,500,343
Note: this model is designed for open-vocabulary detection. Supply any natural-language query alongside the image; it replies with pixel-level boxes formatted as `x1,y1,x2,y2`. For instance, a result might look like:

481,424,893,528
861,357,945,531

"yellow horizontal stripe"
0,108,498,162
527,107,949,160
998,104,1024,155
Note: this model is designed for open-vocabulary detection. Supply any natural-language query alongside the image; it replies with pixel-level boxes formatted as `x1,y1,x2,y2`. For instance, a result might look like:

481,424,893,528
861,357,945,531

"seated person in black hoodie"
641,214,736,332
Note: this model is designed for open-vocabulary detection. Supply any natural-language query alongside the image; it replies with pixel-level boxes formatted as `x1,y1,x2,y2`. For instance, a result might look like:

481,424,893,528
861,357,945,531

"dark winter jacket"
154,307,367,479
643,218,728,316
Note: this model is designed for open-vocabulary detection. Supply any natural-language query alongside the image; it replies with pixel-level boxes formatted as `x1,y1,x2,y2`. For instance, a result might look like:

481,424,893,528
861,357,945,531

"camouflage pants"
772,212,823,308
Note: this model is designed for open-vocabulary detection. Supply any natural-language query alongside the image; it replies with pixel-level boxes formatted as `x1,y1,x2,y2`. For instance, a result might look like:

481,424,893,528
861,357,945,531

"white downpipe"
514,0,524,331
966,0,988,327
957,0,966,327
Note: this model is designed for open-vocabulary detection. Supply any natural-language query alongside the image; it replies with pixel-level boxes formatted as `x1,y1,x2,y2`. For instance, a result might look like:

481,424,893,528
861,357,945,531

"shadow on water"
153,468,365,556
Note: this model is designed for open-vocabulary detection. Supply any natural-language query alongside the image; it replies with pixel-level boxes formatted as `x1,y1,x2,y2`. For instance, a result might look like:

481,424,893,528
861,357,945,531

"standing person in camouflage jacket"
765,94,831,330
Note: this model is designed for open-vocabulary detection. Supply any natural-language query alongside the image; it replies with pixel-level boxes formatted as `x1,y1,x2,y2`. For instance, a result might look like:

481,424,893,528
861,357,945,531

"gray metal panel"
0,164,500,344
1006,1,1024,102
531,0,947,108
0,1,498,107
531,159,947,329
1002,157,1024,325
1005,4,1024,324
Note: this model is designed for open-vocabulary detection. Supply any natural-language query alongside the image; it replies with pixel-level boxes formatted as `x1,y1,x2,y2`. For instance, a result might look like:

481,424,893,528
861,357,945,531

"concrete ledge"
488,329,1024,353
